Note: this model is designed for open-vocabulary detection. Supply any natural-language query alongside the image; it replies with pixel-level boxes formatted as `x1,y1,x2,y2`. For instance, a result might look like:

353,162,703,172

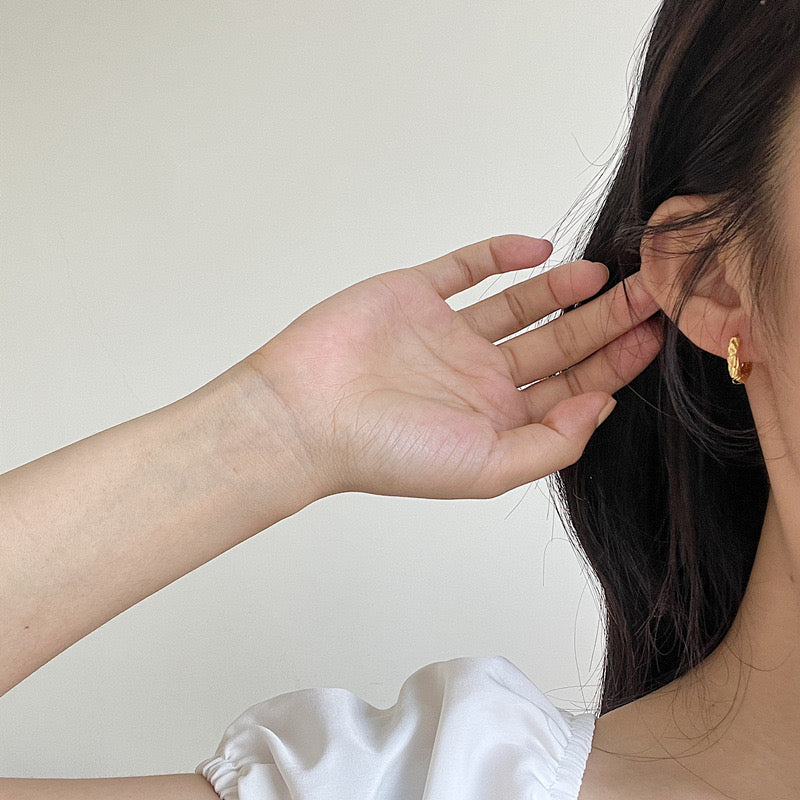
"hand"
244,235,662,500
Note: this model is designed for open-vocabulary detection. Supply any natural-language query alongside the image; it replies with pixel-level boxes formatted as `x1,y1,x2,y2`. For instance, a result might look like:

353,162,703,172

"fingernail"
596,397,617,427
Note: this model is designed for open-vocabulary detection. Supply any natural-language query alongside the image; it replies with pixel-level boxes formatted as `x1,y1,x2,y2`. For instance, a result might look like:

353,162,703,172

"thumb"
478,392,616,497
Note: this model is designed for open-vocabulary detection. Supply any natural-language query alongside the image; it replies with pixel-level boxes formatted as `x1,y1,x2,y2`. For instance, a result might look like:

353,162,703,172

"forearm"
0,774,219,799
0,360,320,697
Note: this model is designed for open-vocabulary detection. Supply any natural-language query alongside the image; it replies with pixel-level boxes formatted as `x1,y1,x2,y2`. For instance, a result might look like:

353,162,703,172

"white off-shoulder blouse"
196,655,597,800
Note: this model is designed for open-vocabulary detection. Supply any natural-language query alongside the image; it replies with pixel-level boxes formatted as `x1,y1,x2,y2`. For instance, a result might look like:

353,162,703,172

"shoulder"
197,656,596,800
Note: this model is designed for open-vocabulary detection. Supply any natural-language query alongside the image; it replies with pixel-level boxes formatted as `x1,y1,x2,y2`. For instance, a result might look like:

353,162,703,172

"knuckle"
563,366,587,397
503,342,525,383
544,267,563,310
452,251,477,288
545,422,585,467
556,315,583,366
460,306,485,335
617,277,652,325
607,354,628,386
611,289,637,330
487,237,505,275
504,286,531,331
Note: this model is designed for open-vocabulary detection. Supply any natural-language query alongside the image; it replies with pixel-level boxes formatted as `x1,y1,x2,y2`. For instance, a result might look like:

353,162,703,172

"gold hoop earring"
727,336,752,385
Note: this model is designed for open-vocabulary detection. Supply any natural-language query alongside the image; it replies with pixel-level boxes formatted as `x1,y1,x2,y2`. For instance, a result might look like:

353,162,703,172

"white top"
196,655,597,800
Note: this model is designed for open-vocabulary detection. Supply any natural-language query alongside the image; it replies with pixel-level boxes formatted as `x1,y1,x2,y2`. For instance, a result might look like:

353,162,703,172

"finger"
459,259,610,342
520,316,663,420
475,392,615,497
412,235,553,299
500,270,659,387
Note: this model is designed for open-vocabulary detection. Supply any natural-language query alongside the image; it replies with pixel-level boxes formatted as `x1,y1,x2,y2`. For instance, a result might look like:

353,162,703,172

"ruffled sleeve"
196,655,596,800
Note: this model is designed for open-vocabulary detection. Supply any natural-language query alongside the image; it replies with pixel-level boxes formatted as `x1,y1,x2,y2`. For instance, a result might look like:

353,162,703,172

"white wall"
0,0,660,779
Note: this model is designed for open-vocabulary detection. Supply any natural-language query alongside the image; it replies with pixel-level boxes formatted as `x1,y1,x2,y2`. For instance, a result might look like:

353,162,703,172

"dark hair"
549,0,800,715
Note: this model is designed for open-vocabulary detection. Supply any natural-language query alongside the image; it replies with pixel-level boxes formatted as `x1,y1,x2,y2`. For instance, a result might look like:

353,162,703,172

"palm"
312,270,527,495
249,236,661,500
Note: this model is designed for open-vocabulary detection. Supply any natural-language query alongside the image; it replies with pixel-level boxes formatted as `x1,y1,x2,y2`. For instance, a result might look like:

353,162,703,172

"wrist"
191,358,328,530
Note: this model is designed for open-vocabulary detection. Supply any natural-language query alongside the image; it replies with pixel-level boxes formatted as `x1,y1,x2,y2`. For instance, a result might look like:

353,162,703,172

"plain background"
1,0,660,779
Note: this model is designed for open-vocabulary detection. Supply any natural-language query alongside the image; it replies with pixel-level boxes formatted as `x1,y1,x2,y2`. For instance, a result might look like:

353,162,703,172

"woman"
3,1,799,798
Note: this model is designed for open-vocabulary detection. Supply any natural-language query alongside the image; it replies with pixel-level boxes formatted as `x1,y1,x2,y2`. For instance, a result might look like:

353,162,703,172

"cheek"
767,250,800,363
764,273,800,428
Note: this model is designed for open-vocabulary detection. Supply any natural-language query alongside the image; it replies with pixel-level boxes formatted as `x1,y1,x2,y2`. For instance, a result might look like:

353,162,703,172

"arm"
2,237,658,697
0,362,321,697
0,774,219,800
0,236,661,797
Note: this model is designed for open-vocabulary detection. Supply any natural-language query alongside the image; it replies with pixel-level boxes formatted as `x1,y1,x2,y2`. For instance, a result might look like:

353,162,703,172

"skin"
0,235,662,797
580,103,800,799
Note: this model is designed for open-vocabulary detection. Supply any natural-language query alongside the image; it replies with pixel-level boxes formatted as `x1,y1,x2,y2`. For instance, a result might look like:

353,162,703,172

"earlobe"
639,194,761,363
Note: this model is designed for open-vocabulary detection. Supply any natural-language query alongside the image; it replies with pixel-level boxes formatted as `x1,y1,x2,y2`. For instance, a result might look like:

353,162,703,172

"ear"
639,194,765,364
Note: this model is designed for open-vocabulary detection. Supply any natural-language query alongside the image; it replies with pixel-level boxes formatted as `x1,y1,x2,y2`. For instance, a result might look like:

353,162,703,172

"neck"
589,366,800,798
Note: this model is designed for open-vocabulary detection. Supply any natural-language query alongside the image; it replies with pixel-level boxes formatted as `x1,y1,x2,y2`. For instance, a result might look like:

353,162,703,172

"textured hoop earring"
727,336,752,384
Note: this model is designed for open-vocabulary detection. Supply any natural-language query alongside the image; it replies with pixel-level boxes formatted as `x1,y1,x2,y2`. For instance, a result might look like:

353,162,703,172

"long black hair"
550,0,800,715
